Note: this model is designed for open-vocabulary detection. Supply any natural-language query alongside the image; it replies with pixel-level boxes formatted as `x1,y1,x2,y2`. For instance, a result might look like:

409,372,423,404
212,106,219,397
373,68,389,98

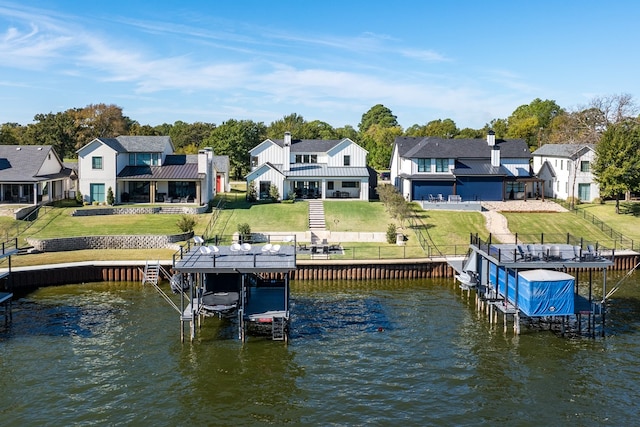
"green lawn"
572,201,640,242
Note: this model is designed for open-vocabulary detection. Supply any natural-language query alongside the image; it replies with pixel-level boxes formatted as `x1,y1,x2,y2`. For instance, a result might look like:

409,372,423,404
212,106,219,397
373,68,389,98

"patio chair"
193,236,205,245
573,245,583,261
517,245,528,261
297,242,308,251
428,194,435,202
230,243,241,253
437,194,444,202
262,243,273,254
269,244,281,255
526,244,539,261
550,245,561,260
241,243,252,254
586,244,597,260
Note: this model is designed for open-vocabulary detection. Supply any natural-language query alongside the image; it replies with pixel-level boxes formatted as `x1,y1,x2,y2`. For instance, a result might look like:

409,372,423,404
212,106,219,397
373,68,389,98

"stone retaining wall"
71,205,208,216
27,232,192,252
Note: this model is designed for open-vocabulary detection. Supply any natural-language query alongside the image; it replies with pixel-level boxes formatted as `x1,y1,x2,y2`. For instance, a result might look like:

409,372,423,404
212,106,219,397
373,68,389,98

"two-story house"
390,132,536,202
532,143,599,202
0,145,75,205
247,132,373,201
77,136,222,205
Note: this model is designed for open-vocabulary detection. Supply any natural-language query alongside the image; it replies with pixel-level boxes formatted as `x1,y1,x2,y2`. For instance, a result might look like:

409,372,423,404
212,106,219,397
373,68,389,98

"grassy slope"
7,196,639,267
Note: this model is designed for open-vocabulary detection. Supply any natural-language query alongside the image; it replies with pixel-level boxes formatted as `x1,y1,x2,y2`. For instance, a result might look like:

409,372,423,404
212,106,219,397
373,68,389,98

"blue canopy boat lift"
145,236,297,342
449,233,616,337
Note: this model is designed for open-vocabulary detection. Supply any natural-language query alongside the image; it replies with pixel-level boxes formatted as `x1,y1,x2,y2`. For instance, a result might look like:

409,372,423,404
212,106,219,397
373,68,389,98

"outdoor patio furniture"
193,236,204,245
230,243,241,253
241,243,252,254
262,243,273,254
269,244,281,255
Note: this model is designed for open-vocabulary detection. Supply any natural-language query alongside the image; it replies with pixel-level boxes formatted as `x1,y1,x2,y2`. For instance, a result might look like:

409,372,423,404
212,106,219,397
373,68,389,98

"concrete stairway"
308,200,326,230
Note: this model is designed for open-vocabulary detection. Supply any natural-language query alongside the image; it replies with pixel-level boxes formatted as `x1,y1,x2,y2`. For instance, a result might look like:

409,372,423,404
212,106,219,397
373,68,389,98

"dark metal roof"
91,136,173,153
453,160,509,176
213,155,230,173
118,163,201,180
395,136,532,159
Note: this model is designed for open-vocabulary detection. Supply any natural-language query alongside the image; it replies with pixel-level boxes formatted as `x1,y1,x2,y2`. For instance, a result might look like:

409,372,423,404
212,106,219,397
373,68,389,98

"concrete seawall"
3,253,638,294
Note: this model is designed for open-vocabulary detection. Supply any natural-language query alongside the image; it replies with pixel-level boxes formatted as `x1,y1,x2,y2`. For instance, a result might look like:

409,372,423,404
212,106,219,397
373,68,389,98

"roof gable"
532,143,595,158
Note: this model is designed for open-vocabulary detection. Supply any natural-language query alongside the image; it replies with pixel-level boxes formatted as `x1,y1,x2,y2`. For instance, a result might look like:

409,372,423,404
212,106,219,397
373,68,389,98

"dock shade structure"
490,266,575,317
170,237,297,342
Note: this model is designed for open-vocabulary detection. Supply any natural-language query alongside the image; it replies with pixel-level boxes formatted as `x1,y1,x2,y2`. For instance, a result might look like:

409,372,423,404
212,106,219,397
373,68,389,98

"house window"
344,155,350,166
342,181,359,188
417,158,431,172
435,159,448,172
560,160,563,170
327,181,334,190
581,161,590,172
92,156,103,170
251,156,258,168
90,183,105,202
129,153,160,166
295,154,317,164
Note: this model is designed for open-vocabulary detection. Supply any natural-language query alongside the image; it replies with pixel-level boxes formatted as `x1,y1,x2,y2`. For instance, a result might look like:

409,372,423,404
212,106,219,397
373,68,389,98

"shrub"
566,196,581,208
176,215,197,233
386,223,397,244
107,187,115,205
246,181,257,202
268,184,280,201
75,190,83,205
237,222,252,241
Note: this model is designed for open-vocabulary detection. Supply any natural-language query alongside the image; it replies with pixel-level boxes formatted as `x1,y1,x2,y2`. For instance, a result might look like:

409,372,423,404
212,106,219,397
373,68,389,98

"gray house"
0,145,74,205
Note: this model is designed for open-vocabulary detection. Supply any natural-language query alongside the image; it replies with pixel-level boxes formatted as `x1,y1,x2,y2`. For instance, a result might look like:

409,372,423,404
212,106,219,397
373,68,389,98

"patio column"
32,183,37,205
321,180,326,200
196,181,201,204
150,181,156,203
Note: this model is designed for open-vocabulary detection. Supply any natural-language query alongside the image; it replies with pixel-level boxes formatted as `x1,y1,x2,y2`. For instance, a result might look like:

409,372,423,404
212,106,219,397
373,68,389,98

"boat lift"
150,236,297,342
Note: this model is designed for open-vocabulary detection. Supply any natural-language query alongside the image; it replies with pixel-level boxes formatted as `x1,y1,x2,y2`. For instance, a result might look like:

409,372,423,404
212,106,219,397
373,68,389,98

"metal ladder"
142,261,160,285
272,317,286,341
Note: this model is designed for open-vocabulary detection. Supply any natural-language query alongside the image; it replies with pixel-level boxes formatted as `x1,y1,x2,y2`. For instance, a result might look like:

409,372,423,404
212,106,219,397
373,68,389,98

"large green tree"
592,119,640,212
360,124,403,170
358,104,398,134
22,111,78,158
506,98,563,148
204,119,267,179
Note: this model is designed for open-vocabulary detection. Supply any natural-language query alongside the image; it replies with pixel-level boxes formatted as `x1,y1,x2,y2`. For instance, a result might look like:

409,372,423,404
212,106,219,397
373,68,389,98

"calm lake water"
1,272,640,426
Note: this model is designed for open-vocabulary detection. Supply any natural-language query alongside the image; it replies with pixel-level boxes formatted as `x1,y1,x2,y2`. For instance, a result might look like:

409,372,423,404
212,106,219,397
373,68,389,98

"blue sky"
1,1,638,130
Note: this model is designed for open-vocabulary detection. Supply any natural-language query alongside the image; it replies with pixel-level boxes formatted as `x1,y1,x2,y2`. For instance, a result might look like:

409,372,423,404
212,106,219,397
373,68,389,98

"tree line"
0,95,639,200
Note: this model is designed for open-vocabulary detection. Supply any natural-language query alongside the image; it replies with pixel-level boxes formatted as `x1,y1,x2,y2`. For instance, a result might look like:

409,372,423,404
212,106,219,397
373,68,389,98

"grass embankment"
3,195,638,267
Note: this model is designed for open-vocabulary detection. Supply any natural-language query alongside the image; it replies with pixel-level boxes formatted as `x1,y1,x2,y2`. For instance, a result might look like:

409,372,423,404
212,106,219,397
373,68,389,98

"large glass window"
435,159,448,172
417,158,431,172
90,183,105,202
169,181,196,199
342,181,359,188
129,153,160,166
92,156,103,169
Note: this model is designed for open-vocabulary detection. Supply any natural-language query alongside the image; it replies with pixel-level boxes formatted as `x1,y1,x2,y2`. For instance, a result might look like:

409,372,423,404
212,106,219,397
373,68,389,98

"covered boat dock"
450,233,615,337
169,236,297,342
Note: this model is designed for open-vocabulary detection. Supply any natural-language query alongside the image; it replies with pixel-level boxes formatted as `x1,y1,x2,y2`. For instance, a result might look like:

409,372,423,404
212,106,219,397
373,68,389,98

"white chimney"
283,132,291,172
491,146,501,167
487,130,496,146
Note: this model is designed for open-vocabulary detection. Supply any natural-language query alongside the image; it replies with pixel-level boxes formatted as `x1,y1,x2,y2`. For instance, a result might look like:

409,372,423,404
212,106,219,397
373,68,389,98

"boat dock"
449,233,616,337
0,238,19,327
165,236,297,342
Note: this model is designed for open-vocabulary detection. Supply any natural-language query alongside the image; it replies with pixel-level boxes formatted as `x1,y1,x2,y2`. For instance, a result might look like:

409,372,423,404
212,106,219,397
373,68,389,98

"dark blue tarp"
489,265,575,317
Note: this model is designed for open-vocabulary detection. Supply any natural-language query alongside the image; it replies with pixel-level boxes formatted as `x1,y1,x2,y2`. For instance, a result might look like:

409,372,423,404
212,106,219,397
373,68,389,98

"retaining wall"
71,205,208,216
26,233,191,252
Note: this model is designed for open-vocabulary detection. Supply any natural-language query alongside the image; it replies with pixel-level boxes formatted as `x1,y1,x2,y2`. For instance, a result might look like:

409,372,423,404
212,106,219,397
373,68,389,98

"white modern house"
77,136,224,205
389,132,537,202
0,145,75,205
532,143,599,202
247,132,373,201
